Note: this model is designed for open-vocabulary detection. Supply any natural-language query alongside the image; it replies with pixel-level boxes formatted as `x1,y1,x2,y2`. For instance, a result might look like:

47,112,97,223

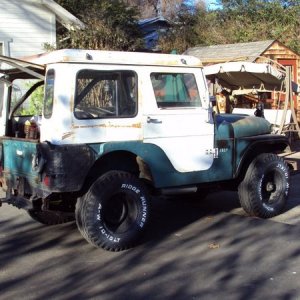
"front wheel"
76,171,150,251
238,153,289,218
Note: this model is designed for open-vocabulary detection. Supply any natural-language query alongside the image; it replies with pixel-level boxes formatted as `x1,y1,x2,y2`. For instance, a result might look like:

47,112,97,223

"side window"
11,79,44,117
43,69,55,119
150,73,201,108
74,70,137,119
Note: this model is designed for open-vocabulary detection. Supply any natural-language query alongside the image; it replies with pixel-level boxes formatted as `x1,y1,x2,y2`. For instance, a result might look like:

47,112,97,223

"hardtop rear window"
74,69,137,119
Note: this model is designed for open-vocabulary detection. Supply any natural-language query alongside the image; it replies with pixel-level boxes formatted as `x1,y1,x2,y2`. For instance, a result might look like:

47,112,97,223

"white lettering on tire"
98,226,121,243
121,183,148,228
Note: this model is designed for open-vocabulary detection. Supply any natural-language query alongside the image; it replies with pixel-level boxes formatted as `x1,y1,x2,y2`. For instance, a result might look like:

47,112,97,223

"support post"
277,66,300,141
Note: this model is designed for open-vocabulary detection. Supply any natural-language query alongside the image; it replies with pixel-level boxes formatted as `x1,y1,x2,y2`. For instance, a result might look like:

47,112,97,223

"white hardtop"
19,49,203,68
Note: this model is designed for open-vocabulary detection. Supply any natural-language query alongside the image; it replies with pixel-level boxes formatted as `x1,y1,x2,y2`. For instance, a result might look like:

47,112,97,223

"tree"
54,0,300,54
158,0,300,54
211,0,300,52
53,0,144,51
158,5,200,53
123,0,192,18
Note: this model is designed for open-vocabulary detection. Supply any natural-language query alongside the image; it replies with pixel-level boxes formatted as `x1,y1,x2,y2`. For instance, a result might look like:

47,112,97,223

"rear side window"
74,70,137,119
43,69,55,119
150,73,201,108
10,79,44,117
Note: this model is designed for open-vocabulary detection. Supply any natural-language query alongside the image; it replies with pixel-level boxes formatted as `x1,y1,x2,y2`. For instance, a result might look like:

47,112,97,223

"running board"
160,186,198,195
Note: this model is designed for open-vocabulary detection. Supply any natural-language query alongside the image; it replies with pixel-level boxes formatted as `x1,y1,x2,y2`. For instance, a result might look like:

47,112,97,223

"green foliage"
51,0,300,54
55,0,95,16
158,0,300,54
158,5,199,53
16,84,44,116
55,0,144,51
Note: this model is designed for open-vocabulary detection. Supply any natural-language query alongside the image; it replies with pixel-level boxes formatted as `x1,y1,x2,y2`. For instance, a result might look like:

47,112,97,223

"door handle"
16,150,24,157
147,117,162,124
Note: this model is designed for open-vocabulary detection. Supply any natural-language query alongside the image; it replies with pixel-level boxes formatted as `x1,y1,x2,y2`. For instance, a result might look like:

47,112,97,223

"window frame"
0,38,12,56
74,69,138,120
43,69,55,119
150,72,202,109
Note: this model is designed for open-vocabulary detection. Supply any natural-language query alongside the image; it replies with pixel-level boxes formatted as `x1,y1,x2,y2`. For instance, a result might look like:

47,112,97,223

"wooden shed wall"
261,40,300,85
258,41,300,120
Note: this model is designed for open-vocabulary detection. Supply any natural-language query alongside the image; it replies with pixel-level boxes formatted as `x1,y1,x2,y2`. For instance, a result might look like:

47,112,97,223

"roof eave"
41,0,85,30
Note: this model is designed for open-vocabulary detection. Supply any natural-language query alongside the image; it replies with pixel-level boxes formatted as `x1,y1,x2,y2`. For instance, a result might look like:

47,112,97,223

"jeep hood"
216,114,271,139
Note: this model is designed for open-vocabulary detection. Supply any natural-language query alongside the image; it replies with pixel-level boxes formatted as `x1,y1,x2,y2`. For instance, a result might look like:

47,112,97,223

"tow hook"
0,195,33,210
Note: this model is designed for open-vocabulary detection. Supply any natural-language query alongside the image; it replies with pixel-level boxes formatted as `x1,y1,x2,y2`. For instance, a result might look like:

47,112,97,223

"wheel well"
81,151,153,194
235,141,289,183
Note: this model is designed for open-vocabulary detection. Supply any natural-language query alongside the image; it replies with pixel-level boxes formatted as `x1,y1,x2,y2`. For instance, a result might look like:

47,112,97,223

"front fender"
234,134,290,179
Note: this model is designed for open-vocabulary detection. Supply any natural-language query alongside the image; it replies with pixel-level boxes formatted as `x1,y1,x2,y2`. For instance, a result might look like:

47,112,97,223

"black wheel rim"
261,169,284,206
102,192,138,234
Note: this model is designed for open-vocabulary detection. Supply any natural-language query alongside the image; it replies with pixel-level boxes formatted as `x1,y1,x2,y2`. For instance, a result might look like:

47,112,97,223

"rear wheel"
238,153,289,218
76,171,150,251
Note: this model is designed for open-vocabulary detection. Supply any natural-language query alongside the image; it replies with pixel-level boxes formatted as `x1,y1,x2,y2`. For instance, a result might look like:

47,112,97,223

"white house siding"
0,0,56,58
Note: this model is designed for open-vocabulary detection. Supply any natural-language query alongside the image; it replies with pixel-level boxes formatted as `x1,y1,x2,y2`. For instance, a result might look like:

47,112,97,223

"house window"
0,39,12,56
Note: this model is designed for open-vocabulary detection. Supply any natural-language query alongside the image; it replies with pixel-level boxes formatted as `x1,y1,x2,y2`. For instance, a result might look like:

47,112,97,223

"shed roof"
185,40,276,63
138,16,172,29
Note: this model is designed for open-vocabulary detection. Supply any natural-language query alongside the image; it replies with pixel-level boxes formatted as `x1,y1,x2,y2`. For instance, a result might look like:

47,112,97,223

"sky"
205,0,222,10
188,0,222,10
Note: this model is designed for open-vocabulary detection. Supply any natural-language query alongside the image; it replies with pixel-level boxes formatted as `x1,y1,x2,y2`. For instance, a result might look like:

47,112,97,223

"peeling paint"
72,122,142,129
62,132,74,140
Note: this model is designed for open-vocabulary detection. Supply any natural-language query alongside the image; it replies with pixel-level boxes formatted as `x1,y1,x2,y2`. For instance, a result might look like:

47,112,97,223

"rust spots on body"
72,123,142,129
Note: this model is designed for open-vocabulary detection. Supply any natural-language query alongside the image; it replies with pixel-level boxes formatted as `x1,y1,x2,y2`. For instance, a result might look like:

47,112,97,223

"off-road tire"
75,171,150,251
238,153,289,218
27,210,75,225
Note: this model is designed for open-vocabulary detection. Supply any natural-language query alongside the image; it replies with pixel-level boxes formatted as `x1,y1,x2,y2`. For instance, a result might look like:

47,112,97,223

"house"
0,0,84,58
185,40,300,119
0,0,85,111
138,16,171,51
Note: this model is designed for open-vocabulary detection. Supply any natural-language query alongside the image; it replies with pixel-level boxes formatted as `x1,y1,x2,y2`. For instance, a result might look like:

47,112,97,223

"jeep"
0,50,290,251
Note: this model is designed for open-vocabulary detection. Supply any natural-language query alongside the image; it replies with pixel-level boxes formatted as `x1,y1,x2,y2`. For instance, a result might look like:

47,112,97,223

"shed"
186,40,300,119
185,40,300,86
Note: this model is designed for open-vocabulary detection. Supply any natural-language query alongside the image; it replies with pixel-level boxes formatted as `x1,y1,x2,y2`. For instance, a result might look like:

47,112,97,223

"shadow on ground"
1,185,300,300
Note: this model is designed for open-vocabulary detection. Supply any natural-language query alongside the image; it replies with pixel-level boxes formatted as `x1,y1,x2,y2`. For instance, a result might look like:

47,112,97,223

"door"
278,59,298,107
143,71,215,173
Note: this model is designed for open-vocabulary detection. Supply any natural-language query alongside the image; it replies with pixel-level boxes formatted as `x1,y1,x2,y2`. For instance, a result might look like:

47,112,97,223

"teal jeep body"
0,50,290,251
